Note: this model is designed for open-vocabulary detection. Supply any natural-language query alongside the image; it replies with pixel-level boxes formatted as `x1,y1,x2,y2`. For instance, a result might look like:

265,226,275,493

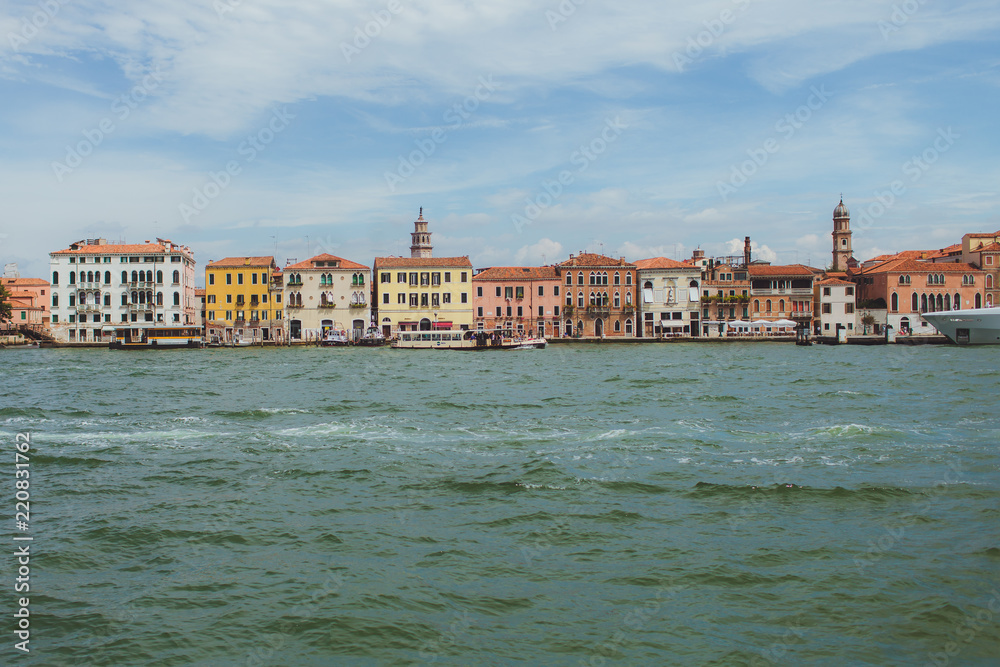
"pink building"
1,278,50,328
472,266,562,337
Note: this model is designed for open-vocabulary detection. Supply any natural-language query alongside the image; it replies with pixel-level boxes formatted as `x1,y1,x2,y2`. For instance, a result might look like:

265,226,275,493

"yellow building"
204,256,283,342
372,211,475,335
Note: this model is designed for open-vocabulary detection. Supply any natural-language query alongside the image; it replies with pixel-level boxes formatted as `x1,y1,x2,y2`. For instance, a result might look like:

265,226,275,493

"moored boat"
392,329,546,350
320,328,351,347
109,326,204,349
356,325,387,347
920,306,1000,345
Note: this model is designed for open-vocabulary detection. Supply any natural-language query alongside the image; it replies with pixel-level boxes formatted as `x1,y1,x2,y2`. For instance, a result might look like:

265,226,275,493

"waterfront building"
814,278,856,335
555,252,638,337
373,211,473,335
960,231,1000,307
472,267,561,337
1,277,50,328
283,253,371,340
850,257,985,335
748,264,817,330
204,256,283,342
194,288,206,332
49,238,196,343
634,257,701,337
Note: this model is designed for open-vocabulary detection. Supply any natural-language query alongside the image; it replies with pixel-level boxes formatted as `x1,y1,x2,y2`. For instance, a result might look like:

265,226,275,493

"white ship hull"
921,307,1000,345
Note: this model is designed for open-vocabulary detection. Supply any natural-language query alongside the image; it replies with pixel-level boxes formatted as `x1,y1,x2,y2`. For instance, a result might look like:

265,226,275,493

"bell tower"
410,207,432,258
832,197,852,272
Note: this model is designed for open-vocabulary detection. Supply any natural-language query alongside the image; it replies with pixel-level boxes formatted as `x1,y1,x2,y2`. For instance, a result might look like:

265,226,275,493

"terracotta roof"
634,257,694,270
374,256,472,268
473,266,559,281
975,242,1000,253
1,278,49,286
284,253,369,271
815,278,854,286
205,256,276,268
194,288,206,296
858,258,982,275
51,243,177,255
966,231,1000,238
746,264,816,277
558,252,636,268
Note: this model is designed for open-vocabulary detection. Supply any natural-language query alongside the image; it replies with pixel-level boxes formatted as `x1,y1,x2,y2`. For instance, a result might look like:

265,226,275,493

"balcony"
349,302,367,309
585,306,611,317
751,288,813,297
76,304,101,312
318,303,337,309
127,303,154,311
286,279,303,287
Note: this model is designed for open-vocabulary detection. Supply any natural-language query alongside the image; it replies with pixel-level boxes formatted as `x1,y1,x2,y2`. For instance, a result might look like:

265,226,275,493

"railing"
76,304,101,312
286,279,303,286
349,303,367,309
751,288,813,297
318,303,336,308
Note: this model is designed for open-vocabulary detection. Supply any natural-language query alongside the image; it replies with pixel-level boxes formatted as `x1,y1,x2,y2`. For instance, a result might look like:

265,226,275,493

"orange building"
1,278,50,328
472,266,562,337
851,257,985,335
556,253,637,337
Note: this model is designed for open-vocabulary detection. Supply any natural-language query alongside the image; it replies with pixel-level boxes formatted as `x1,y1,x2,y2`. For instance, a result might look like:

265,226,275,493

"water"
2,343,999,666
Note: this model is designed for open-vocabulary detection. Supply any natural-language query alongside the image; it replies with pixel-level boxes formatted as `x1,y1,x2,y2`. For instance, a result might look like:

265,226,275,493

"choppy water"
2,343,999,666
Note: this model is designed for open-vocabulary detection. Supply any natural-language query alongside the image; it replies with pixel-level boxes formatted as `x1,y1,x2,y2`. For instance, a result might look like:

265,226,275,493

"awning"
432,321,453,329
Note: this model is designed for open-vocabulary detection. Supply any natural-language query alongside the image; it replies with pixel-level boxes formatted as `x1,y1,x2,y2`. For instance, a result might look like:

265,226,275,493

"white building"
814,277,856,336
49,238,196,343
634,257,702,337
283,253,371,340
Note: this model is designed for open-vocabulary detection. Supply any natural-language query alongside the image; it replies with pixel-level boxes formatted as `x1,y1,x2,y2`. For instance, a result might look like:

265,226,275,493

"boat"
231,335,254,347
920,306,1000,345
320,328,351,347
0,342,39,349
356,325,387,347
392,329,547,350
109,326,204,349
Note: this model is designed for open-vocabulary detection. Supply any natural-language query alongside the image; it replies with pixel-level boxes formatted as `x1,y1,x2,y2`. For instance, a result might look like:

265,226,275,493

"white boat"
921,306,1000,345
356,325,387,347
392,330,547,350
109,326,204,349
320,328,351,347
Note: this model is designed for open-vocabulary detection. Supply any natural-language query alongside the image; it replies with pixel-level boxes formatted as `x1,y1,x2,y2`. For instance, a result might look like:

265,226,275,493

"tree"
0,284,12,323
861,312,876,335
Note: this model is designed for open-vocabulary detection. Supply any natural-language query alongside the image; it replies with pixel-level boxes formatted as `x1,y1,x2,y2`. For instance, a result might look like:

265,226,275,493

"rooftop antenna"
270,235,277,259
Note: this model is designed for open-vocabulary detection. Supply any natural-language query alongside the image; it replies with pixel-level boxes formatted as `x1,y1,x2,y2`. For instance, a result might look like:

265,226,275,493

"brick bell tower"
410,207,432,258
832,197,852,272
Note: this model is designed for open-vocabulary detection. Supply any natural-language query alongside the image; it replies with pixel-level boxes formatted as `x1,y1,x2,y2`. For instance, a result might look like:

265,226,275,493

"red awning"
432,321,453,329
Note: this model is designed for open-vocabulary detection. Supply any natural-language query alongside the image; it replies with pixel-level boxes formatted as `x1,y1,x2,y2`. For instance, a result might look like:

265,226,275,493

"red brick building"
556,253,637,337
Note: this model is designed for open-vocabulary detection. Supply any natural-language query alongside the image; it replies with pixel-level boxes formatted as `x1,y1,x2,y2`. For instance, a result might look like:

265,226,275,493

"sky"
1,0,999,282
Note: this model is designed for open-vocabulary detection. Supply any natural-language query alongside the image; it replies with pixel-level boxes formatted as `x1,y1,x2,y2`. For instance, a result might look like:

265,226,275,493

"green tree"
861,312,876,335
0,284,12,322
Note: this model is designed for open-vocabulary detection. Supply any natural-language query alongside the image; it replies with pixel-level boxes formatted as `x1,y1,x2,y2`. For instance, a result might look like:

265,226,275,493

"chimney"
744,236,752,267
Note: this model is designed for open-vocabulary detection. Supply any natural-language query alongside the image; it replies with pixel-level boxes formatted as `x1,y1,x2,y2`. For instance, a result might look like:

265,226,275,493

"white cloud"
514,237,563,265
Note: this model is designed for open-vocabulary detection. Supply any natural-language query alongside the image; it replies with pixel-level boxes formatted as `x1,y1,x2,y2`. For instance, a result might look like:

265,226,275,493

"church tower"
832,197,852,272
410,208,432,258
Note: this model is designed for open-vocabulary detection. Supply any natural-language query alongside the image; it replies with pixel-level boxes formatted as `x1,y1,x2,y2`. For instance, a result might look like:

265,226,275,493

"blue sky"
1,0,999,282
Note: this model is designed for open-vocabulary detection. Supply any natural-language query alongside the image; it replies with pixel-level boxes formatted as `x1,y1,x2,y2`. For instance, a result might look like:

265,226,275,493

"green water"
2,343,998,665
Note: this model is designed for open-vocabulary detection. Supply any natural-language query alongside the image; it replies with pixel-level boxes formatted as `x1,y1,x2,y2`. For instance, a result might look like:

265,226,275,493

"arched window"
131,270,138,283
52,294,58,307
626,273,632,286
173,270,180,284
936,294,943,311
954,293,961,310
906,275,912,285
765,299,772,313
320,292,327,306
577,319,584,334
614,272,620,286
921,294,927,312
912,293,918,312
898,275,906,285
614,292,621,308
156,270,163,283
602,292,609,306
944,294,951,310
69,294,75,306
173,292,180,306
625,292,632,305
157,292,163,306
565,291,572,305
566,273,572,286
577,272,584,285
78,290,85,303
578,293,584,307
754,299,760,312
891,292,898,312
602,272,608,285
69,271,76,284
614,320,621,332
779,299,785,313
104,271,111,284
625,319,633,334
121,271,127,283
975,293,982,308
589,292,596,306
987,275,994,289
589,272,596,285
565,320,573,336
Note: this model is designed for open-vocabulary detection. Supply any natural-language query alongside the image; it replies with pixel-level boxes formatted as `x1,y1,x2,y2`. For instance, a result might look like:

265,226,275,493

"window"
554,285,559,296
578,272,584,285
410,294,418,307
614,272,620,286
478,307,484,317
538,305,544,317
477,286,483,297
209,274,215,285
383,294,389,304
578,293,584,307
496,286,502,297
460,293,467,303
845,286,854,295
823,287,831,296
517,306,523,317
822,303,832,314
69,294,75,306
891,293,899,312
381,273,391,283
227,294,232,303
443,293,451,304
398,293,406,304
252,273,258,285
156,270,163,283
69,271,76,284
104,294,111,306
566,274,572,286
515,286,524,299
397,272,406,283
506,306,512,317
409,273,418,286
505,287,513,299
226,273,232,285
444,272,451,283
432,273,441,286
496,306,502,317
626,273,632,286
538,285,544,296
554,305,560,316
173,292,180,306
420,273,430,286
431,293,440,307
461,272,468,282
237,273,243,285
